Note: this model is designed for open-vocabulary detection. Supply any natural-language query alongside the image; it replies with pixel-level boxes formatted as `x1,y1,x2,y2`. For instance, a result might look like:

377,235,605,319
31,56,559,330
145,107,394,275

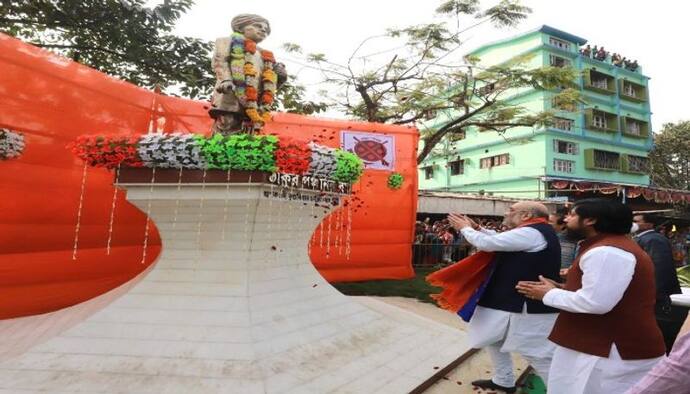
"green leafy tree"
286,0,582,163
648,121,690,190
0,0,325,113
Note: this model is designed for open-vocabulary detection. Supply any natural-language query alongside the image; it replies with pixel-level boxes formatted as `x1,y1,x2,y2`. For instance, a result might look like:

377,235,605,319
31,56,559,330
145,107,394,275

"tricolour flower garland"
0,129,25,160
230,32,278,130
69,133,364,184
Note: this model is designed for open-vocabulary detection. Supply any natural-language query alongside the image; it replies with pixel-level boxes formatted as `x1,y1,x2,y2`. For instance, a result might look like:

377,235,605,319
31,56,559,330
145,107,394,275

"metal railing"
412,243,472,268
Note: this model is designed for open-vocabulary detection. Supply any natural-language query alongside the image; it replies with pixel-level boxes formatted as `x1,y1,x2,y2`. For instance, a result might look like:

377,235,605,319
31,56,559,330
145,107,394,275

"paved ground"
365,296,530,394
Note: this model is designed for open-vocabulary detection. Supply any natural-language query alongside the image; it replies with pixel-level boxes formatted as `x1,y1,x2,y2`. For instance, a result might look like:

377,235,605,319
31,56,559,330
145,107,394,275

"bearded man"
448,201,561,393
517,199,665,394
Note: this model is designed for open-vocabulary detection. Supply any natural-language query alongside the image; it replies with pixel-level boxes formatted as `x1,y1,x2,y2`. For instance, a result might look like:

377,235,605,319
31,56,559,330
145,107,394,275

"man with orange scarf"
446,202,561,393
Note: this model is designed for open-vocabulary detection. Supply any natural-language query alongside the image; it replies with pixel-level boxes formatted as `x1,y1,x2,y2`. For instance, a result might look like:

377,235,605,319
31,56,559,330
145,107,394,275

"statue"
209,14,287,135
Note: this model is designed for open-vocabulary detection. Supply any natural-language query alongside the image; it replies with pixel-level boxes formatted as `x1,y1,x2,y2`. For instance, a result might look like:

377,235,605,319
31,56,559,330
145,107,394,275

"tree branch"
417,100,493,163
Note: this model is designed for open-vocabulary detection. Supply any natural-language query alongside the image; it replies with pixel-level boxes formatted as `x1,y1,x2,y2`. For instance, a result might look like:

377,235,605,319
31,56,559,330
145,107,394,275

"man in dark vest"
517,199,665,394
633,213,687,353
449,201,561,393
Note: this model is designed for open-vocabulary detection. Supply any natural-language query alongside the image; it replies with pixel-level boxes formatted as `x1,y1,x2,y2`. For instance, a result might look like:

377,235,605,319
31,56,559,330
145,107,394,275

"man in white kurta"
517,199,665,394
449,202,561,392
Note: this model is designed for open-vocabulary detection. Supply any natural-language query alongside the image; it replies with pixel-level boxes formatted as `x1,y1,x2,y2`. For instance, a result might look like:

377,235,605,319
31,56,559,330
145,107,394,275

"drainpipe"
622,186,627,203
445,139,451,191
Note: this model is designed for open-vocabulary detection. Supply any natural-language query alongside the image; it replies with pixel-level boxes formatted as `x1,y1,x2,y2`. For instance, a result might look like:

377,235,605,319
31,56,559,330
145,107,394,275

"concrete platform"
0,181,470,393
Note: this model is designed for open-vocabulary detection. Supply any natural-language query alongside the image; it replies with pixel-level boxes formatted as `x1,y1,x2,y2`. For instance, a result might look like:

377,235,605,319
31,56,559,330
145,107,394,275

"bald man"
449,202,561,393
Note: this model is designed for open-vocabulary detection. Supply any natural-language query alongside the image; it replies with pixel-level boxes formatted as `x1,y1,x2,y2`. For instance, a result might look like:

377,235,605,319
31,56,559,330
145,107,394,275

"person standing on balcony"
448,202,561,393
517,199,665,394
633,214,687,353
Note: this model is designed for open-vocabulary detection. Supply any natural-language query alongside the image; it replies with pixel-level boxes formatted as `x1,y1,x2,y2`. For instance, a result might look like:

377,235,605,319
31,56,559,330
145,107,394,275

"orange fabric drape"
426,218,549,313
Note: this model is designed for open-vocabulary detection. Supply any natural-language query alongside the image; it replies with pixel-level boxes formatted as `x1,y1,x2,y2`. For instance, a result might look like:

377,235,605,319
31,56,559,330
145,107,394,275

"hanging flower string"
229,32,277,130
71,163,89,260
141,167,156,264
106,164,121,255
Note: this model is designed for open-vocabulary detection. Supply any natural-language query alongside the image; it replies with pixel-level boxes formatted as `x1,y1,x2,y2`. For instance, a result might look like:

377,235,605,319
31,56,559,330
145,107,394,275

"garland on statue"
229,32,277,128
69,133,364,184
0,129,25,160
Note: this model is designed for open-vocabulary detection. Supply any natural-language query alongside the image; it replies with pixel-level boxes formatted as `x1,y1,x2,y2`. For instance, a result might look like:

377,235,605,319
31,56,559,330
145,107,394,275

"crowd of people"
579,44,639,71
435,199,688,393
413,216,504,266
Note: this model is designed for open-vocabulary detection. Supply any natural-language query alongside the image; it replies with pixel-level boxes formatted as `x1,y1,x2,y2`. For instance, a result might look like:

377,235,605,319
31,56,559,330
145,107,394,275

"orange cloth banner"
0,35,416,319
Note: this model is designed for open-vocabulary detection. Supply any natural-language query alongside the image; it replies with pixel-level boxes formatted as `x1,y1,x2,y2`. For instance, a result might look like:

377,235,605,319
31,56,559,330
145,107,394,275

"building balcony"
619,79,647,103
583,68,616,95
621,117,649,139
584,148,620,171
584,108,618,133
621,154,649,174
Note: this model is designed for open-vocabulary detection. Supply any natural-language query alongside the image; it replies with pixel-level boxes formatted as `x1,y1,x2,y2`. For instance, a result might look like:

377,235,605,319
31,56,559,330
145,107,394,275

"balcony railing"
621,154,649,174
619,79,647,103
584,68,616,95
585,108,619,133
621,116,649,138
585,148,621,171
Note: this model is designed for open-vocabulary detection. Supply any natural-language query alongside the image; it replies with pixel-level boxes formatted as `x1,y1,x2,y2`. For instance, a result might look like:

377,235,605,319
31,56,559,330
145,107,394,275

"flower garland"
69,135,143,169
308,142,338,178
138,133,206,169
230,32,278,129
69,133,364,184
275,136,311,175
0,129,25,160
387,172,404,190
333,150,364,184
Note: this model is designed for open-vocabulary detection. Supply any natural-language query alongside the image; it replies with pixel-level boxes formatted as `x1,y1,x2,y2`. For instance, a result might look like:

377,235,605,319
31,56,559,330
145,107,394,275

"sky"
167,0,690,132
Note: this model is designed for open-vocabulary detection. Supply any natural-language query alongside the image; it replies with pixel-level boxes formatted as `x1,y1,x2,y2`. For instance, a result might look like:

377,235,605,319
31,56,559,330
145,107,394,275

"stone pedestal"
0,172,469,393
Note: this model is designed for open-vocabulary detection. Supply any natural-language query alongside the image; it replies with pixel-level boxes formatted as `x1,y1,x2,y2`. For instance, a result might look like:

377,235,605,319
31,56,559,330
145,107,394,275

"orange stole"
426,218,549,313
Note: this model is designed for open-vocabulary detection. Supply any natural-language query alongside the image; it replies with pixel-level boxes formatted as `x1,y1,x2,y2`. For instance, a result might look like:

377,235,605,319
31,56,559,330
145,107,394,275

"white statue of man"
209,14,287,135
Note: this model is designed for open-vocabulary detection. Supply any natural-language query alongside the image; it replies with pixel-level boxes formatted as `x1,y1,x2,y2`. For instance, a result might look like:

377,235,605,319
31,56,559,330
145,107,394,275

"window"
552,96,575,112
480,154,510,169
449,160,464,175
449,131,466,142
553,159,575,173
553,117,574,131
549,54,571,68
627,120,641,135
423,166,434,180
553,140,579,155
593,113,607,129
594,150,620,170
623,82,636,97
549,37,571,51
592,77,608,90
627,155,649,173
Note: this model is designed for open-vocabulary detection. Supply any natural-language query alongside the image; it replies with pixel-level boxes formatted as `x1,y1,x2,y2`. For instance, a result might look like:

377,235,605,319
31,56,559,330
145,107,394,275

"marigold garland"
229,32,277,130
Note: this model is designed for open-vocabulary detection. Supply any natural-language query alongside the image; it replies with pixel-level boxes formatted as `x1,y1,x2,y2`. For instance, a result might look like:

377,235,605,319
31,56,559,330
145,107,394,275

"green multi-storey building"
418,25,652,200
